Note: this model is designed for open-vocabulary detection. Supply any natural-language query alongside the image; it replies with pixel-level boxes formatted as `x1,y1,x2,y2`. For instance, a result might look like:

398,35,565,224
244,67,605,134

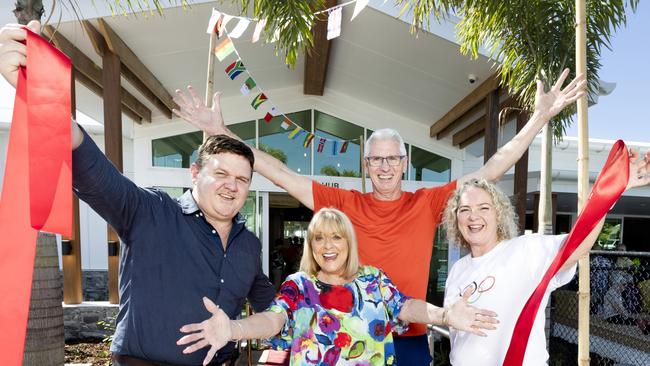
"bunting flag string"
211,26,361,155
205,0,368,44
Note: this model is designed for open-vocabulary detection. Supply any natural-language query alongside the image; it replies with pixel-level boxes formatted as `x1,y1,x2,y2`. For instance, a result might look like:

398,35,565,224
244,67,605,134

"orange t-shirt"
312,180,457,336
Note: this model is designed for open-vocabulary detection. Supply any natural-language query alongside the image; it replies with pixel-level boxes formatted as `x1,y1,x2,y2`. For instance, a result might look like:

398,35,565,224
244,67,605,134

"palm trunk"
14,2,65,365
538,124,554,235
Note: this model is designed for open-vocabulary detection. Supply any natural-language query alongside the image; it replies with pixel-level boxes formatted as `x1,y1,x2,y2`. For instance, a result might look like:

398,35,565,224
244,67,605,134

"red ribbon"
503,140,629,365
0,29,71,365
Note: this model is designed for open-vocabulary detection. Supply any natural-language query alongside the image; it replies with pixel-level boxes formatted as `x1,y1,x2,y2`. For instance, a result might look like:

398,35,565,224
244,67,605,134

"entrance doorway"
268,193,313,289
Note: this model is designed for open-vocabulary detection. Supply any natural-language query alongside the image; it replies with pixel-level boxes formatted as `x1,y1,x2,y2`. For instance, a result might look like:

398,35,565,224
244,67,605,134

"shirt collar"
176,189,247,225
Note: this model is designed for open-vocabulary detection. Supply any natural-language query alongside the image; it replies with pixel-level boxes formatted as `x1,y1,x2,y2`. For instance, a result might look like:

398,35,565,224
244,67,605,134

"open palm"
534,69,587,120
177,297,232,366
173,86,225,136
627,149,650,190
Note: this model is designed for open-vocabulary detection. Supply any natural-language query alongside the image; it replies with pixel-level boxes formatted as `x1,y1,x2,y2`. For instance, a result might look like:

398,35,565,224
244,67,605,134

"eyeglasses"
365,155,405,167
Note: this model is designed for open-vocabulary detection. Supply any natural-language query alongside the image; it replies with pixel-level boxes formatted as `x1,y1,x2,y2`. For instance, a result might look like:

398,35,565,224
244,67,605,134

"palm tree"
14,3,65,366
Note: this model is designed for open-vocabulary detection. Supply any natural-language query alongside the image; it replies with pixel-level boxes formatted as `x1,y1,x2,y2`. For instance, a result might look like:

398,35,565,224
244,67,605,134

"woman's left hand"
627,148,650,190
177,297,232,366
447,288,499,337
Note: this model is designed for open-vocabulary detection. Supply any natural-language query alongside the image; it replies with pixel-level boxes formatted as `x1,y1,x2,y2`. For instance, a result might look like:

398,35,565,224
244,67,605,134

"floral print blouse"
267,265,410,366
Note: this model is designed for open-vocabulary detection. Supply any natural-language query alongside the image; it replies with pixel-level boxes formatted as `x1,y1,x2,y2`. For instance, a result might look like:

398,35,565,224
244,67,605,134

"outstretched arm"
177,297,285,366
459,69,587,185
559,149,650,272
0,21,84,149
399,288,498,337
173,87,315,209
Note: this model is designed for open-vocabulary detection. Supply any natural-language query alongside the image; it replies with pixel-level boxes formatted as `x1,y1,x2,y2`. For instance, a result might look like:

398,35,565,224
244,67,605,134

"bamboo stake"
576,0,590,364
203,31,217,142
538,124,554,235
360,135,366,193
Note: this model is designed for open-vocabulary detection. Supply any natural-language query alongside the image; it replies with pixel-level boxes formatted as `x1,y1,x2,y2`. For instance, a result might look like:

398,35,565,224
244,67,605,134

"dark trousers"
394,334,433,365
111,354,233,366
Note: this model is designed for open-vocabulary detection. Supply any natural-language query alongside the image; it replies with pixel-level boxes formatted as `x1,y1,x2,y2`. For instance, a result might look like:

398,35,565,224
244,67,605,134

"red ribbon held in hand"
0,29,71,365
503,140,629,366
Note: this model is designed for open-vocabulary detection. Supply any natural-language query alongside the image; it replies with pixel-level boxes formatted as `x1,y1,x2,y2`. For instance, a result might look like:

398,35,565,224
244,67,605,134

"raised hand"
627,149,650,190
534,68,587,120
447,287,499,337
173,86,225,136
0,20,40,87
177,297,232,366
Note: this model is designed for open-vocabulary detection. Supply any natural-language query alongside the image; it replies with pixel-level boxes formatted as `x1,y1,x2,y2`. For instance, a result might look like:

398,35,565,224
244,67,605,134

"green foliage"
320,165,359,177
97,313,117,344
237,0,324,67
259,143,288,163
403,0,637,139
597,222,621,248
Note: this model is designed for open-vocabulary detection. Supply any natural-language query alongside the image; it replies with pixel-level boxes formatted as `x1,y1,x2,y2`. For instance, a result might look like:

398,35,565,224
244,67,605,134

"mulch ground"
65,340,111,366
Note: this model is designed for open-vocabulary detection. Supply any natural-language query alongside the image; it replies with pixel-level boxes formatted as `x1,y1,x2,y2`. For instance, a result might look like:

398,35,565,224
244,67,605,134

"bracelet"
441,308,449,327
232,320,245,341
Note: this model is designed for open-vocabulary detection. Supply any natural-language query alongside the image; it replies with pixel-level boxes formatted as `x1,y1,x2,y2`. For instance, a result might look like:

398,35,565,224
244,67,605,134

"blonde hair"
443,178,519,250
299,208,360,279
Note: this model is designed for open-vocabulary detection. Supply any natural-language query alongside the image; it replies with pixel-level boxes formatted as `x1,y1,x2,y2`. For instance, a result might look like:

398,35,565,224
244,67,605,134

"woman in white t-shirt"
441,153,649,366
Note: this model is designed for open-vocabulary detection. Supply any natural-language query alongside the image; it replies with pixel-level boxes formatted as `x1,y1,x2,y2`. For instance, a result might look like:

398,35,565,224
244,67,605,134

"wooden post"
360,135,366,193
103,49,122,305
483,88,500,162
514,111,529,234
203,31,217,141
576,0,590,364
62,69,83,304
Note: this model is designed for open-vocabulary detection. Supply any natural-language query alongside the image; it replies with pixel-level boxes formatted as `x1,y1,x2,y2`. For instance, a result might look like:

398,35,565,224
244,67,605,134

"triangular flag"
288,127,305,140
351,0,369,21
252,19,267,43
340,140,349,153
264,112,273,123
251,93,268,110
317,137,326,153
327,7,342,40
206,8,222,34
229,18,251,39
225,60,245,80
219,14,235,37
280,118,292,130
269,106,279,116
213,38,235,62
240,77,256,95
303,133,315,148
332,140,338,156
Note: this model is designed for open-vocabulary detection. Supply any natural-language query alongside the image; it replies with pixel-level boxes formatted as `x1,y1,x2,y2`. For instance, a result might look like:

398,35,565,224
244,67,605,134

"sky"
563,3,649,142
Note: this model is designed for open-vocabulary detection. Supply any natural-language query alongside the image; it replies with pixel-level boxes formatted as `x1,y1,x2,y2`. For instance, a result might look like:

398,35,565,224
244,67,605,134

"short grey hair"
443,178,519,251
365,128,407,157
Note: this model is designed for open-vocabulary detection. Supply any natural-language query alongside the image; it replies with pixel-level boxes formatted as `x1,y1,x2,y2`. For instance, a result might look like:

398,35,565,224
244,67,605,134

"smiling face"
457,186,500,257
311,225,350,283
365,139,406,201
190,152,252,225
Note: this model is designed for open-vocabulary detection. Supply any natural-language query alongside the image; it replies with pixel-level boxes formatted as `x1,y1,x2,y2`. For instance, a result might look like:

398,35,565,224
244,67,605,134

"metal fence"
428,250,650,366
549,250,650,366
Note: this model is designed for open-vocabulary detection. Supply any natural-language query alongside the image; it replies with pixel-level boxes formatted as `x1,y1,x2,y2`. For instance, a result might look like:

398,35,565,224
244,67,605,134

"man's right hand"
0,20,40,88
173,86,226,136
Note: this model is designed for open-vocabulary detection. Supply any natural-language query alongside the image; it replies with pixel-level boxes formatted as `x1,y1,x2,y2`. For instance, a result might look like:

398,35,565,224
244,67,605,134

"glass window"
313,111,363,177
154,186,188,198
152,120,255,169
598,218,622,250
240,191,257,233
152,131,202,168
409,145,451,183
259,110,311,175
229,120,256,148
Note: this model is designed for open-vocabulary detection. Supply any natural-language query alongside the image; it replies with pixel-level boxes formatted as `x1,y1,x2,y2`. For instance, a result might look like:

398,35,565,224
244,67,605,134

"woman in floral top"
178,208,498,366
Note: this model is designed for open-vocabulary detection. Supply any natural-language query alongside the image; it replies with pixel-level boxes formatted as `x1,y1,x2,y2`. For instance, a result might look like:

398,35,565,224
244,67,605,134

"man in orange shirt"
174,69,585,363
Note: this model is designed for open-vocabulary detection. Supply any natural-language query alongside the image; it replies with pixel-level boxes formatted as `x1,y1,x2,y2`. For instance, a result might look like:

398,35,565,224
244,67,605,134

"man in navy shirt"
0,21,275,366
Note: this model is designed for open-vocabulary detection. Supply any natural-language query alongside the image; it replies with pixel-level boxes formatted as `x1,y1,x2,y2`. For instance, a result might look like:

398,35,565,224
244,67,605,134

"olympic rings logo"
460,275,496,304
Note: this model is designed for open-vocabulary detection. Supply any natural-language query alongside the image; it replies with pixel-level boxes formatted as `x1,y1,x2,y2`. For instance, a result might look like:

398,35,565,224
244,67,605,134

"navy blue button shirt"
72,130,275,365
